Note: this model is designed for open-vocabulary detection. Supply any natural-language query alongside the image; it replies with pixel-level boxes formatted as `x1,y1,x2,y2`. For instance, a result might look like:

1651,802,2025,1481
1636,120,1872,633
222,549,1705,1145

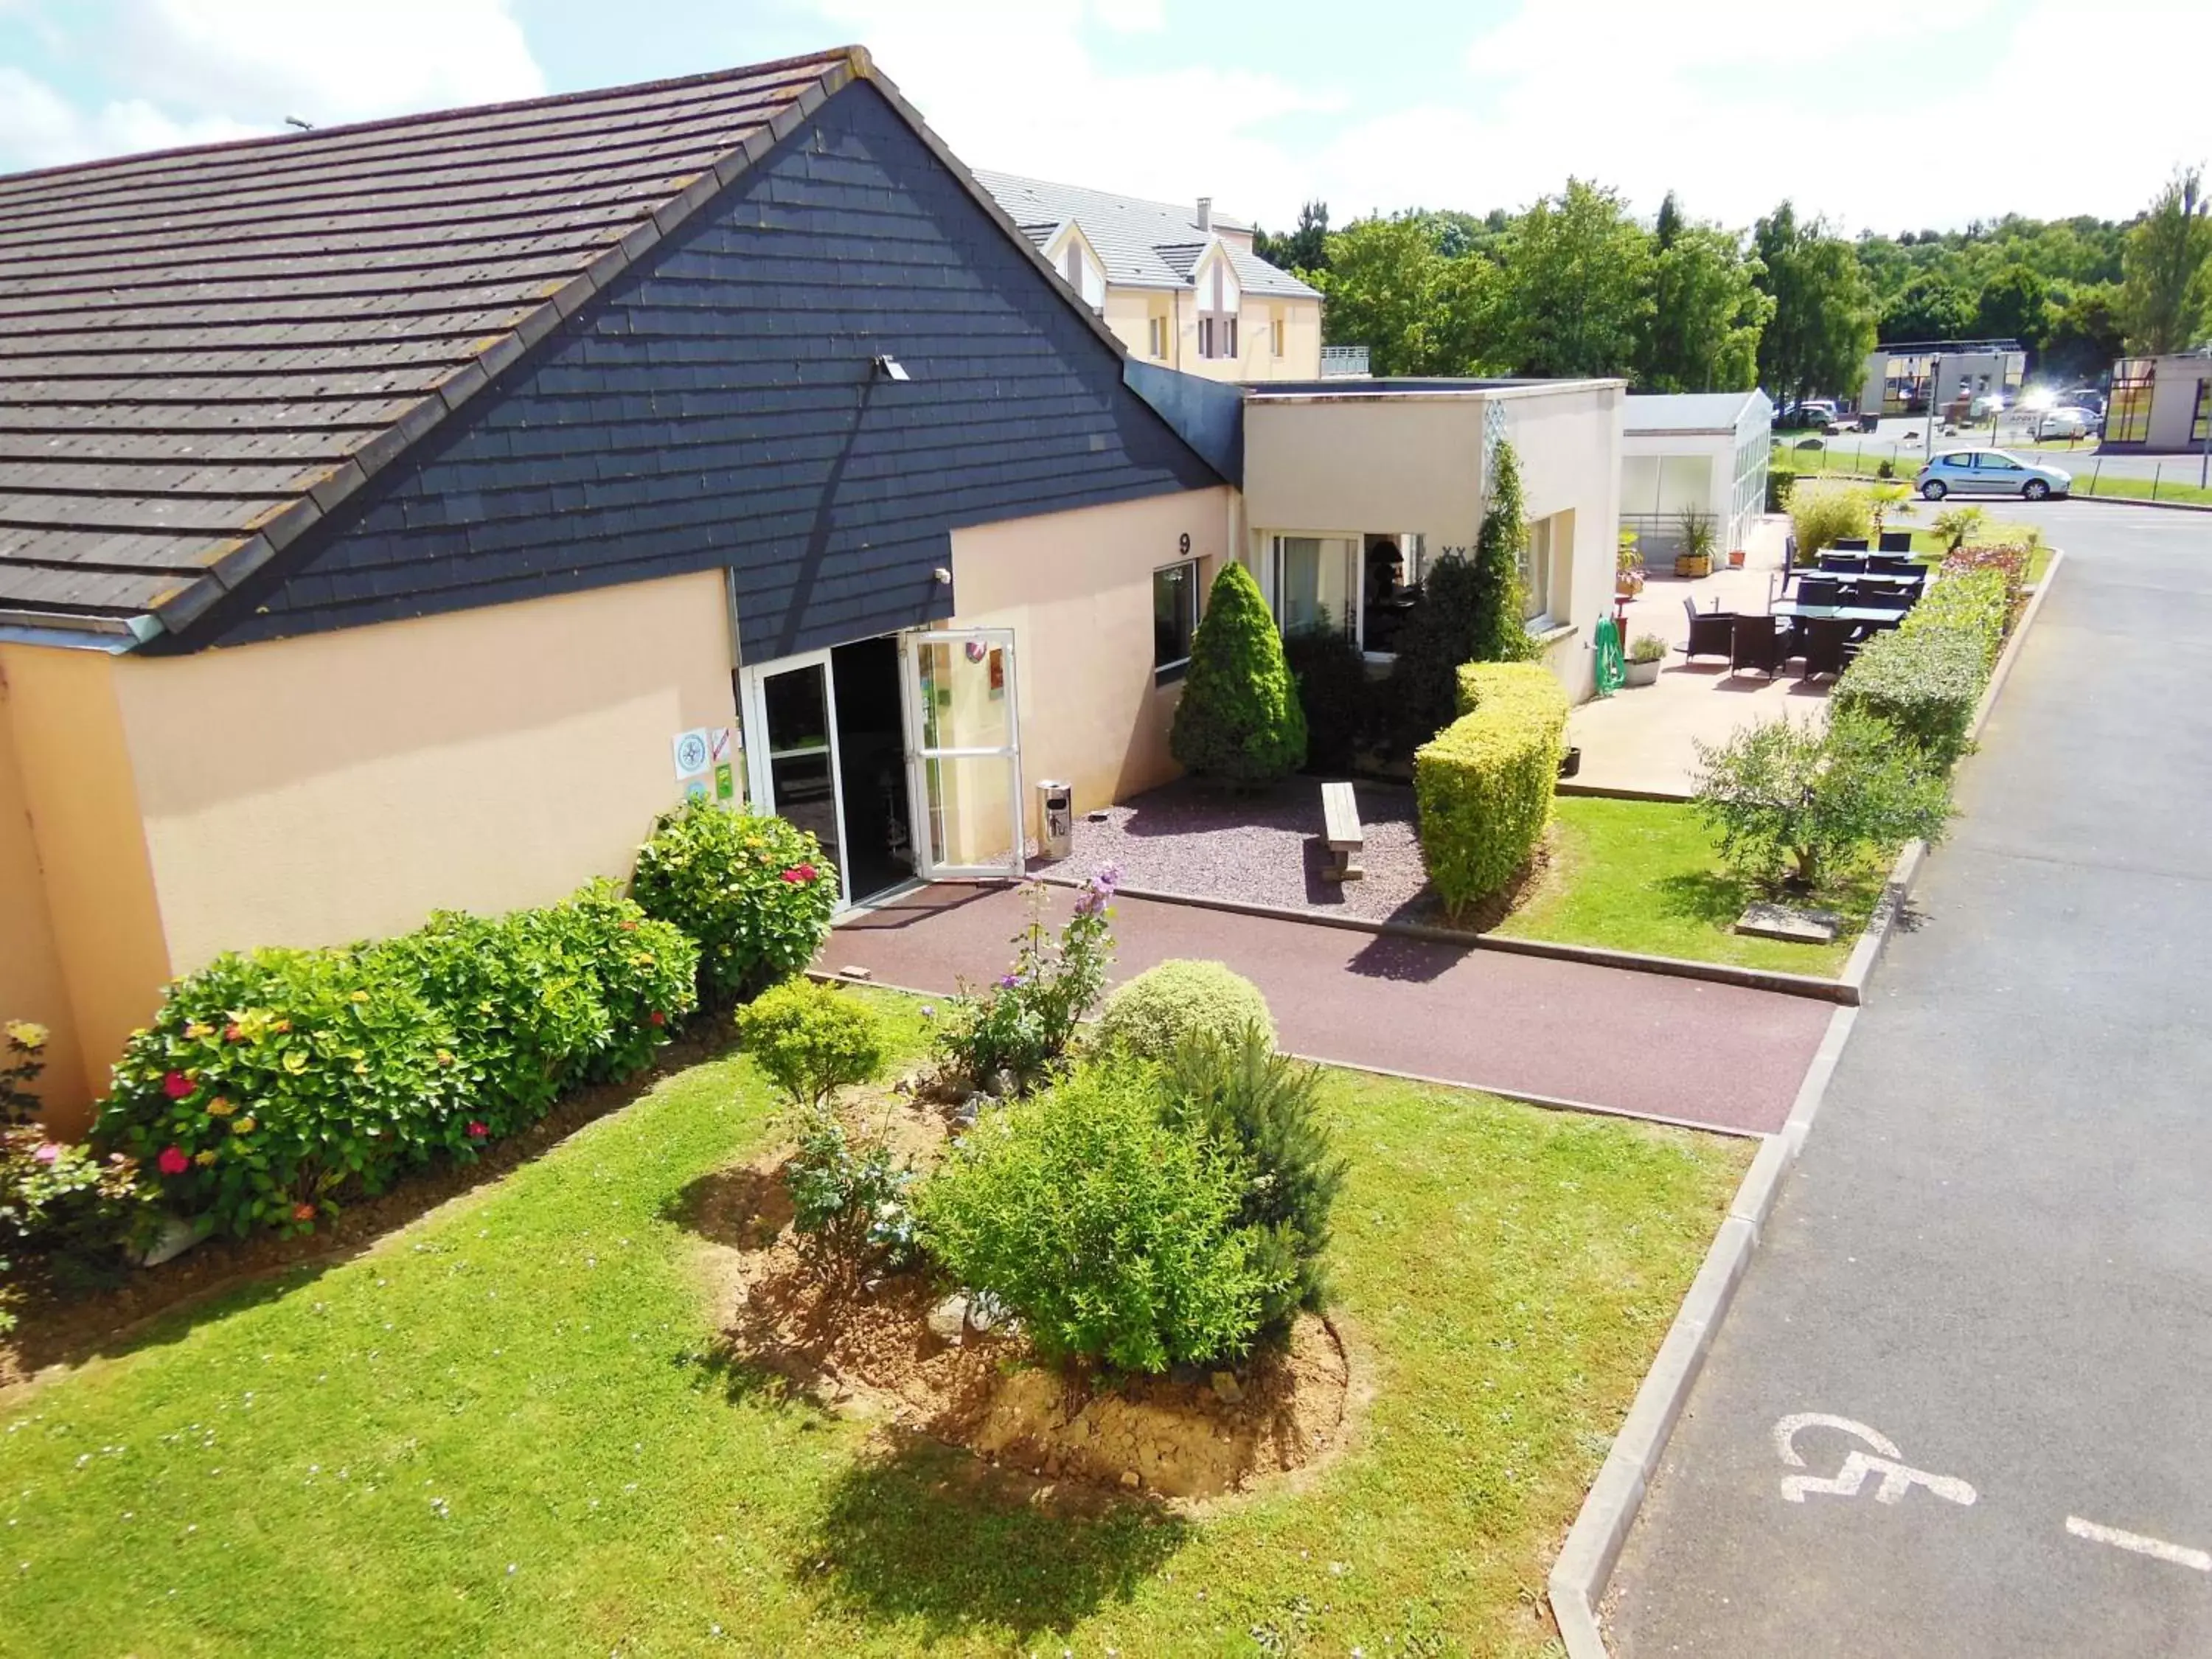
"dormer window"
1048,226,1107,314
1196,251,1240,360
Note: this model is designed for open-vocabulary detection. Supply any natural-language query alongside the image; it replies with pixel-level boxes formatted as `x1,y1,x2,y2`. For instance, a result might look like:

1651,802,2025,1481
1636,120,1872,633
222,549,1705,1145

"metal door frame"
900,627,1025,881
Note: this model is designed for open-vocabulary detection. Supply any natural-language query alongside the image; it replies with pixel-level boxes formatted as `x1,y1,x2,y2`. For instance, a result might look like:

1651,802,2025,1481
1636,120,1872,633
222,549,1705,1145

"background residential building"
1860,340,2025,417
975,170,1323,381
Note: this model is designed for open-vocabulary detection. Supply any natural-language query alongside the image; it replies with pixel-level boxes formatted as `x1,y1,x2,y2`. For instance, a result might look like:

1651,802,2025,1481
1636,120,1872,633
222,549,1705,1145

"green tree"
1973,262,2052,351
1879,273,1975,342
1495,178,1653,378
2119,166,2212,353
1637,204,1773,392
1754,202,1878,402
1315,213,1489,375
1256,199,1330,275
1470,440,1536,664
2042,280,2126,382
1169,561,1307,787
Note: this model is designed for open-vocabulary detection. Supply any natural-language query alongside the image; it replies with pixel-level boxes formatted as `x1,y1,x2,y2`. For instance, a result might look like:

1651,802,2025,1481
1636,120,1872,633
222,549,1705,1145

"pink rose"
156,1145,189,1176
161,1071,194,1099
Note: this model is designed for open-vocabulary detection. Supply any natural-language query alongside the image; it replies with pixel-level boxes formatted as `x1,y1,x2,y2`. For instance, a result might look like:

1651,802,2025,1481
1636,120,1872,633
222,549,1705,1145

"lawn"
0,991,1749,1658
1777,439,2212,508
1497,796,1882,977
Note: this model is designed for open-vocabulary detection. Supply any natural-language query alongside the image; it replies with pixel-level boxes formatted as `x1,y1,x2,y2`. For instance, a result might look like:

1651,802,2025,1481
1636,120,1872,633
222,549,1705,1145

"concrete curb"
1556,781,1697,804
1545,549,2067,1656
1031,874,1860,1006
1547,1006,1855,1659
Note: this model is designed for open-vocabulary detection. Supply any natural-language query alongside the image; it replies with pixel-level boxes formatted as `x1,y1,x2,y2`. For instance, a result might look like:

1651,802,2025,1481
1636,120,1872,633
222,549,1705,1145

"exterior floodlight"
873,355,910,382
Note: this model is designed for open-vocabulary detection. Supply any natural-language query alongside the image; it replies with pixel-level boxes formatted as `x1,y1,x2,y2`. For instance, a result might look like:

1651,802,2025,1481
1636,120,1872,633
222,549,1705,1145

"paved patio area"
1569,513,1826,796
823,881,1834,1134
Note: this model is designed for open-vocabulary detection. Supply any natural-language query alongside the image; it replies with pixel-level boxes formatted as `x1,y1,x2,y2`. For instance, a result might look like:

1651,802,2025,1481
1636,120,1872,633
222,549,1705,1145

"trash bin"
1037,779,1073,861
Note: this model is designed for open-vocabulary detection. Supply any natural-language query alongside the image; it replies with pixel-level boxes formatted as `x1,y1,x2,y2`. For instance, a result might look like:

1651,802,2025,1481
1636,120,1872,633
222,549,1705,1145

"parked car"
2056,388,2107,419
1778,398,1843,432
1969,391,2009,419
2032,406,2095,440
1916,448,2072,501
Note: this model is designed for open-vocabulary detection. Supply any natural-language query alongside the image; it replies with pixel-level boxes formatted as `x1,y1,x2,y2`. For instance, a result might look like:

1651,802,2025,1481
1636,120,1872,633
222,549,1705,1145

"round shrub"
97,947,460,1237
630,802,838,1006
734,978,885,1110
1093,960,1274,1062
1169,560,1308,788
917,1069,1287,1373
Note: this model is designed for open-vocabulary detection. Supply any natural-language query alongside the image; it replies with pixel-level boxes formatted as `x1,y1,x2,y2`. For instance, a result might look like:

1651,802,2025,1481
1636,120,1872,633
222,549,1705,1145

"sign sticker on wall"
714,761,736,802
682,777,712,803
707,726,734,765
672,728,711,779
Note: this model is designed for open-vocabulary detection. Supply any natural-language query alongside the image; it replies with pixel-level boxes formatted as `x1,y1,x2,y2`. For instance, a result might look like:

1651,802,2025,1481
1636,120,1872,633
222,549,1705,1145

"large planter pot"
1624,657,1662,686
1727,548,1746,568
1615,574,1644,599
1674,553,1712,578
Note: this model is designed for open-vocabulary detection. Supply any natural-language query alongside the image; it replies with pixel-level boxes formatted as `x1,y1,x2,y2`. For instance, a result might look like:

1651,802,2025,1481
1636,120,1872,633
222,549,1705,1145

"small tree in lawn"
1171,561,1307,787
1694,709,1951,891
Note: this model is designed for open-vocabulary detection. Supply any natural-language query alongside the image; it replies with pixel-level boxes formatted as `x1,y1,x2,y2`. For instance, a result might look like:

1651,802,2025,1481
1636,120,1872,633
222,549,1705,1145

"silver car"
1916,448,2071,501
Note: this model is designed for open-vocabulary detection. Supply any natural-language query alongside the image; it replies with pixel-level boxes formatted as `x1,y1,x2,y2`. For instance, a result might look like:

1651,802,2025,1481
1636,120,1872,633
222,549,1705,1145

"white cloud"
0,0,545,170
819,0,1337,218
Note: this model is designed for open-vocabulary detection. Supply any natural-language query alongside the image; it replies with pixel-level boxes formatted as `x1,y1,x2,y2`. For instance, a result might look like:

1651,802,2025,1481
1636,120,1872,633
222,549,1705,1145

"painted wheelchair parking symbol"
1773,1413,1978,1509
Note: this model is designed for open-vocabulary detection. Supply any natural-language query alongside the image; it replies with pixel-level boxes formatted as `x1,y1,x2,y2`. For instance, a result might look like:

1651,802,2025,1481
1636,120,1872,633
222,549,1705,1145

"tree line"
1254,167,2212,400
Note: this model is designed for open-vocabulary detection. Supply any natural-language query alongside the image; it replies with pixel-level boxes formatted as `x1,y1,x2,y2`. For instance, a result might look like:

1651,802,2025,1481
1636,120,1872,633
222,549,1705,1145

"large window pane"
1274,536,1354,637
2109,359,2153,445
1152,561,1197,669
1657,454,1712,515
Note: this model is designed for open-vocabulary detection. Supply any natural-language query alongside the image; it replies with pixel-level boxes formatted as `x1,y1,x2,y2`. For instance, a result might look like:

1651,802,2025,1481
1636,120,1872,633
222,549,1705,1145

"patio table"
1770,603,1906,627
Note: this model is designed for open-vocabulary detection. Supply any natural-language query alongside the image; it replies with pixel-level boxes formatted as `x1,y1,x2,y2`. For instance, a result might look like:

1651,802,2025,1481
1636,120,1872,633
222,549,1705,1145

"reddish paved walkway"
821,883,1830,1134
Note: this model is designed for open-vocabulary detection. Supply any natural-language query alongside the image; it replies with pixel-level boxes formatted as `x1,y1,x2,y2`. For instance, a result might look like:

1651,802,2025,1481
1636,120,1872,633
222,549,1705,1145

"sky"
1,0,2207,236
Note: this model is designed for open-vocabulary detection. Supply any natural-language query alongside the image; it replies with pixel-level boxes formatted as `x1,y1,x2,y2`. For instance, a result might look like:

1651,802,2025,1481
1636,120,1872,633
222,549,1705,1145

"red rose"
779,863,818,885
648,1010,666,1027
156,1145,189,1176
161,1071,194,1099
466,1121,488,1140
223,1023,243,1043
293,1202,316,1222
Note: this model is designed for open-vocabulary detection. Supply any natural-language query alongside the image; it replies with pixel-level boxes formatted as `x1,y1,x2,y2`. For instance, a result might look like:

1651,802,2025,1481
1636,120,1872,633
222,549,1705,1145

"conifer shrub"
1169,561,1308,787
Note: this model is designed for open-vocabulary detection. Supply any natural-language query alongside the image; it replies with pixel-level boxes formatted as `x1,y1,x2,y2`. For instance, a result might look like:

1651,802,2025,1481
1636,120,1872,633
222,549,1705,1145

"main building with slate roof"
973,171,1322,383
0,45,1238,1115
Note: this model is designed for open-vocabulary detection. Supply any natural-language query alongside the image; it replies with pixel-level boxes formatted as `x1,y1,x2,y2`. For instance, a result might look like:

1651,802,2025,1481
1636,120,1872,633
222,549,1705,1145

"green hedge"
1832,563,2011,772
1414,663,1568,917
630,801,839,1006
94,883,698,1239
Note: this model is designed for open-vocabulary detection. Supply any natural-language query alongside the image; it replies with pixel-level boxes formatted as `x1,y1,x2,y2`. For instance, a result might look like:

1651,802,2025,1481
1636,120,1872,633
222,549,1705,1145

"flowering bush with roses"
930,869,1118,1095
93,883,699,1240
629,802,839,1006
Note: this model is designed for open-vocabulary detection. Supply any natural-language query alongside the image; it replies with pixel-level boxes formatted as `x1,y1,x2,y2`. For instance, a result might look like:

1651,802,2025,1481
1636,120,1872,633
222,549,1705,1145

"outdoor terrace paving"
1569,513,1830,797
824,881,1834,1133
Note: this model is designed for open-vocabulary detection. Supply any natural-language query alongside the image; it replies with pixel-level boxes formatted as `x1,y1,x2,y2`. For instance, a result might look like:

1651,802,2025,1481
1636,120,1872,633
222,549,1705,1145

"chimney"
1196,196,1212,232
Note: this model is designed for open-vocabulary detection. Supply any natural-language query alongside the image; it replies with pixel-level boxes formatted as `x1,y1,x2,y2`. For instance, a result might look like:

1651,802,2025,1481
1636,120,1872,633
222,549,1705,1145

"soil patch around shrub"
685,1088,1357,1507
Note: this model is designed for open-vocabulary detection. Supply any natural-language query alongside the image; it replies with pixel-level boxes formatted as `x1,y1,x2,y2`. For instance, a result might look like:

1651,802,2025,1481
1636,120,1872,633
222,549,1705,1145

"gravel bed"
1038,775,1446,925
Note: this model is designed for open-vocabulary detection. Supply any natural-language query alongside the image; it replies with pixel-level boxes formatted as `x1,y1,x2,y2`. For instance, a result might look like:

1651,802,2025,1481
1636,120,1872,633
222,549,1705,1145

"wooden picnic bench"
1321,780,1365,882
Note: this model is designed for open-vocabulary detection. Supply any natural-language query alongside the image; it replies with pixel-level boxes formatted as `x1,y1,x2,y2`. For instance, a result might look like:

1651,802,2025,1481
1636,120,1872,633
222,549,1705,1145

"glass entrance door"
742,650,848,903
903,629,1023,879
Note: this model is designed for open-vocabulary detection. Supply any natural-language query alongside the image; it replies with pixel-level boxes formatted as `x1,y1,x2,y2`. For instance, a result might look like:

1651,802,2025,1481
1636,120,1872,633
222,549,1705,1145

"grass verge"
0,990,1748,1658
1497,797,1881,976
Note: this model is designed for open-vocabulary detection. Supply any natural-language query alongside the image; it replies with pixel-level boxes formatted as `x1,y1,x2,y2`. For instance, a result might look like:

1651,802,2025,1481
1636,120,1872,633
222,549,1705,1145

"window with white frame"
1268,535,1355,638
1270,310,1285,358
1147,313,1169,358
1152,560,1200,678
1197,253,1240,360
1520,517,1551,622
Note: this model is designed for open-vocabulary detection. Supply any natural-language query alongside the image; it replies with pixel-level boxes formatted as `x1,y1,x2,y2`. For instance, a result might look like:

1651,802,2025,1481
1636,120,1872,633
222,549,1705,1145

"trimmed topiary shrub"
1169,561,1308,787
1162,1023,1346,1335
1831,562,2013,773
917,1068,1287,1373
1414,662,1568,917
1284,620,1371,773
1093,959,1275,1062
630,801,838,1007
734,978,884,1110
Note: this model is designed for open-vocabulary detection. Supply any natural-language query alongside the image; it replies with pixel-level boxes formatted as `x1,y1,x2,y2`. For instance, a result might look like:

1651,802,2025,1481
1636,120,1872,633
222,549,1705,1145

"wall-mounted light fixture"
931,566,952,585
873,355,911,382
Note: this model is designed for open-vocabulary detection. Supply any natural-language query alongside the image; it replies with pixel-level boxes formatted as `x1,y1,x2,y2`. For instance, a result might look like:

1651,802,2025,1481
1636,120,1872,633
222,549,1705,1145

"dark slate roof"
0,45,1128,644
970,170,1321,300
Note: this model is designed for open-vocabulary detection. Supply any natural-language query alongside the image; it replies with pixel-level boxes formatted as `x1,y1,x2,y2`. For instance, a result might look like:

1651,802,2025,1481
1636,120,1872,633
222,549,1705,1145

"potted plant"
1727,546,1747,568
1615,529,1644,598
1673,507,1717,578
1624,633,1667,686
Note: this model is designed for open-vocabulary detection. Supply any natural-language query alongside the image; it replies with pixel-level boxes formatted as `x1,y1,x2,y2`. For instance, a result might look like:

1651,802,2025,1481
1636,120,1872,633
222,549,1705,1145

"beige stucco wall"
1100,285,1320,383
1234,297,1323,380
107,571,737,982
0,669,91,1121
950,485,1233,838
1101,285,1173,366
2146,356,2211,452
0,647,172,1126
1240,383,1624,704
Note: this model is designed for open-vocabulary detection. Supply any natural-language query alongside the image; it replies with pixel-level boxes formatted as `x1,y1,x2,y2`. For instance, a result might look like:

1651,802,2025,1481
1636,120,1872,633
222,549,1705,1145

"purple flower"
1095,860,1124,892
995,973,1019,990
919,1004,936,1018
